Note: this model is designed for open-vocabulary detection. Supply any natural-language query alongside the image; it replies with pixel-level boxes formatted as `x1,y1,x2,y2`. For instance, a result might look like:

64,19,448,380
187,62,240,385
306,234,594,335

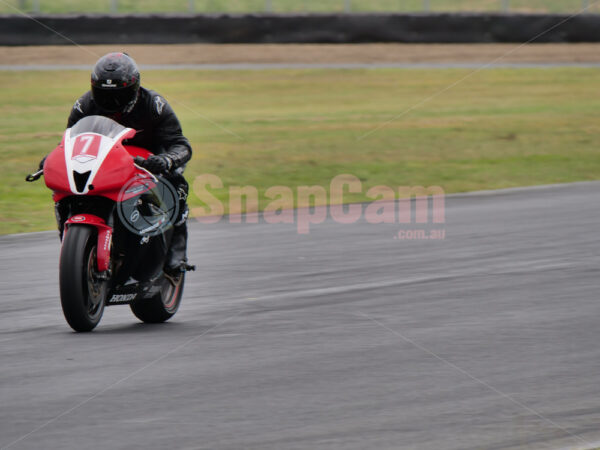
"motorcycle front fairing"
44,115,155,203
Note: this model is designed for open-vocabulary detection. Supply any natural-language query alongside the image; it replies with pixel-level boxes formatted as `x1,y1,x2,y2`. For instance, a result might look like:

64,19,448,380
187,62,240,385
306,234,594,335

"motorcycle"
26,115,190,332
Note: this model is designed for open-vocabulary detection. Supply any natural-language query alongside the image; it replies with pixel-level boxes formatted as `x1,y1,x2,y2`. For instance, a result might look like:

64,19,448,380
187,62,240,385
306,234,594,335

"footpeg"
164,262,195,280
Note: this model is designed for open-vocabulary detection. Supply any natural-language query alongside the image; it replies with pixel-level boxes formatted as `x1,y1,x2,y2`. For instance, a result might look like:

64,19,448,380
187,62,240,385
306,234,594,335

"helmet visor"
92,84,138,113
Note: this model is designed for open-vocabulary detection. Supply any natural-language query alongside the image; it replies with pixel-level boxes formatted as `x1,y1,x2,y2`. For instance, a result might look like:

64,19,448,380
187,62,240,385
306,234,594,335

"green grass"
1,67,600,234
1,0,598,14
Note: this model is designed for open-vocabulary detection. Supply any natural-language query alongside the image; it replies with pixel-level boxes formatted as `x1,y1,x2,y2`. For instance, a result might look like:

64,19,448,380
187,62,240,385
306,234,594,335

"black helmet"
91,52,140,113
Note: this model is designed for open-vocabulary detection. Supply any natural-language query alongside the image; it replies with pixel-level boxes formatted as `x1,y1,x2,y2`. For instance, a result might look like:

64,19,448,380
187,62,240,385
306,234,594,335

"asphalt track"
1,182,600,450
2,62,600,71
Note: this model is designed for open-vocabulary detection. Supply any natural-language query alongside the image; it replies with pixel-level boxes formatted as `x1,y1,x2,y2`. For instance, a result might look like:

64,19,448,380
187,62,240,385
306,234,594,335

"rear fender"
65,214,112,272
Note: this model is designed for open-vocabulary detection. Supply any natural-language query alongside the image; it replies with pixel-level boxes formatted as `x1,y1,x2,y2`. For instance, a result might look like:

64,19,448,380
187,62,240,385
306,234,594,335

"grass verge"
1,0,598,14
1,67,599,234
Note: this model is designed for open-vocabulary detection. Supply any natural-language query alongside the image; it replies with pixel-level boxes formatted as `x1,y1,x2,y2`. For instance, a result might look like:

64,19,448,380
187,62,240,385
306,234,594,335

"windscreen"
69,115,126,139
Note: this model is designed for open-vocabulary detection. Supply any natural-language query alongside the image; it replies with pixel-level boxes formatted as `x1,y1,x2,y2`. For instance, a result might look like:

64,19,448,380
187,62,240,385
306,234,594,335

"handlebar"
133,156,160,182
25,170,43,182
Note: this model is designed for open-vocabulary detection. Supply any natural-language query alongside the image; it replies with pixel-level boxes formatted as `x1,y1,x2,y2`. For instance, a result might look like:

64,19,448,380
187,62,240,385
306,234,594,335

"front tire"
59,225,106,332
130,273,185,323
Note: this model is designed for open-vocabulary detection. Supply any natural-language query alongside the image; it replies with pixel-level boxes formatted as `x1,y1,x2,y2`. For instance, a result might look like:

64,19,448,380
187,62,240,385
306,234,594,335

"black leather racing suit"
67,87,192,270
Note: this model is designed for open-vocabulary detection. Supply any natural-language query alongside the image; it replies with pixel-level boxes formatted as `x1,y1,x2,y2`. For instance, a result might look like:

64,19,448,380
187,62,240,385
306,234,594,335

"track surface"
1,182,600,450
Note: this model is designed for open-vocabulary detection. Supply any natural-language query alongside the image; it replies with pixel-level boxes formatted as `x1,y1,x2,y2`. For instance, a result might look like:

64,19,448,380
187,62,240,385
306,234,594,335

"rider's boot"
164,221,195,277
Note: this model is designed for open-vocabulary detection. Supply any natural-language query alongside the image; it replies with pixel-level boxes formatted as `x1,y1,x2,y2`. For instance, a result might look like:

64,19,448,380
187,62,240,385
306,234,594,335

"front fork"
64,214,113,273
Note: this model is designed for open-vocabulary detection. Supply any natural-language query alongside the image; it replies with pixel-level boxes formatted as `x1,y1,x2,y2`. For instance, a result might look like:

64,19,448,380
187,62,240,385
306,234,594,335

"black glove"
38,155,47,171
135,154,173,174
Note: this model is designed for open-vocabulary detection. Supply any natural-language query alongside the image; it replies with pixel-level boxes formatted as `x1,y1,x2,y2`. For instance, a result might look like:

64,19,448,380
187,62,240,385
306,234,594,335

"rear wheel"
129,273,185,323
59,226,106,332
130,273,185,323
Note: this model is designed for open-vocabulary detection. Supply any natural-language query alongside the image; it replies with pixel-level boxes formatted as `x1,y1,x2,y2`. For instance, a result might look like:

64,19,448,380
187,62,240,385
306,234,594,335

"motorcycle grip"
25,170,43,182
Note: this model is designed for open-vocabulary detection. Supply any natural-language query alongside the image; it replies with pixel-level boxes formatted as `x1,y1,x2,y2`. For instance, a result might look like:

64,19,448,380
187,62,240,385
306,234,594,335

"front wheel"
130,273,185,323
59,225,106,332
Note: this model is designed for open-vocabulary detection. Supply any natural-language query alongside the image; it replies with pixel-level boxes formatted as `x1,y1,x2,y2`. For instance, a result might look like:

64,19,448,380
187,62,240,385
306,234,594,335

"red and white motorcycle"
26,115,187,332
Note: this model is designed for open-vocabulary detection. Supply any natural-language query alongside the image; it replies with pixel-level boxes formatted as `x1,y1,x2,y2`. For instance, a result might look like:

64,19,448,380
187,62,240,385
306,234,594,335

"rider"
41,52,193,276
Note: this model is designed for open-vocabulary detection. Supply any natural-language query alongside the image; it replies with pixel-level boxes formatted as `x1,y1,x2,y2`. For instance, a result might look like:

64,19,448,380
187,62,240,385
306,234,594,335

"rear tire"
130,273,185,323
59,225,106,332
